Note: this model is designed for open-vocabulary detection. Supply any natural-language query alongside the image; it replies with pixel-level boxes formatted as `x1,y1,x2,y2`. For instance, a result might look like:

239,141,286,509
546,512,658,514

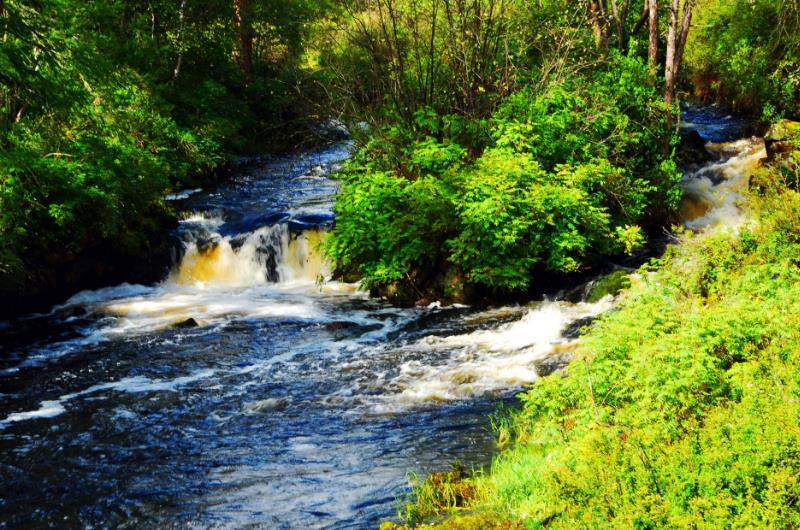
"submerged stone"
243,397,291,413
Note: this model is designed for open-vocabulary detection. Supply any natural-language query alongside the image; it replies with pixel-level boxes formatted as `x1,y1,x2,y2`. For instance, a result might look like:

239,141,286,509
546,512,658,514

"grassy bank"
390,133,800,528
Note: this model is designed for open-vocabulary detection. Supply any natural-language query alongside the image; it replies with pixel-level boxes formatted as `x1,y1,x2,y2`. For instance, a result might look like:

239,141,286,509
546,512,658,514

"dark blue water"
0,143,550,529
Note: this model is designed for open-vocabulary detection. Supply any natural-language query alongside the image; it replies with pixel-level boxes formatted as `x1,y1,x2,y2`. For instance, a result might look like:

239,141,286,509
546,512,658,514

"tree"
587,0,650,53
585,0,694,119
648,0,658,70
664,0,693,109
233,0,254,81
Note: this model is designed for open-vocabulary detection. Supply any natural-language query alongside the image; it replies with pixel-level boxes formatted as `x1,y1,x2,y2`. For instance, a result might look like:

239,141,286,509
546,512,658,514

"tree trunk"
664,0,678,108
675,2,693,81
588,0,609,47
664,0,694,126
173,0,187,80
233,0,254,82
609,0,624,47
609,0,631,51
648,0,658,71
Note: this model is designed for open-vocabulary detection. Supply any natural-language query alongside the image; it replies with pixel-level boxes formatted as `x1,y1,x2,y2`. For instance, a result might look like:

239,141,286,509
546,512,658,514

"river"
0,108,762,528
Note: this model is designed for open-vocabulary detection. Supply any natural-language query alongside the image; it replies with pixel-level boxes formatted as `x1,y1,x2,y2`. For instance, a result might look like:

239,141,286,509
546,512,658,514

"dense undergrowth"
390,134,800,528
687,0,800,121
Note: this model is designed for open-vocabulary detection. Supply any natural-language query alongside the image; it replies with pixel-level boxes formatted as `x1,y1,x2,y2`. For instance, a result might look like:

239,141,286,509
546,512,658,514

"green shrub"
328,55,680,294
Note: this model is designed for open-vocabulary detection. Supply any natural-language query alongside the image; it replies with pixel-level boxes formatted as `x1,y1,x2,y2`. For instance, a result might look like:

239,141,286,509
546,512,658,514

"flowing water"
680,106,766,230
0,110,762,529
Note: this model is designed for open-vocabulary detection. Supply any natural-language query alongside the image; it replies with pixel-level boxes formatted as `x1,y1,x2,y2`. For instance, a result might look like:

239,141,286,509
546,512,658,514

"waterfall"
171,219,331,288
680,137,767,230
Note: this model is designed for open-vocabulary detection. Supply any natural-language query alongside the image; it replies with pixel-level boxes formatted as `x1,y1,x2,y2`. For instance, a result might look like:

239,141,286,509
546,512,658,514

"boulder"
585,270,631,303
533,343,579,377
173,317,199,328
765,119,800,160
678,129,712,166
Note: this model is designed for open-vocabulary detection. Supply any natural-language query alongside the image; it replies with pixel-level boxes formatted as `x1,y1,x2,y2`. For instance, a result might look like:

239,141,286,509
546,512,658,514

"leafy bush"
328,55,680,295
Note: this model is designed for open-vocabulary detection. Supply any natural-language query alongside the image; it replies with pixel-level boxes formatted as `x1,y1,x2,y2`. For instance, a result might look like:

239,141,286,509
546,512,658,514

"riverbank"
0,126,349,320
389,122,800,528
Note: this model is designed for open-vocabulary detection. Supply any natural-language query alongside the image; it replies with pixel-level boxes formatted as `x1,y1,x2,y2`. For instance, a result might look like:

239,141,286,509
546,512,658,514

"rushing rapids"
0,110,762,528
680,106,766,230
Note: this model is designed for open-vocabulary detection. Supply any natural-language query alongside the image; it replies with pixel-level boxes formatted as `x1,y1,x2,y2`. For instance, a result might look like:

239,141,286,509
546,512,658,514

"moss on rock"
585,269,631,303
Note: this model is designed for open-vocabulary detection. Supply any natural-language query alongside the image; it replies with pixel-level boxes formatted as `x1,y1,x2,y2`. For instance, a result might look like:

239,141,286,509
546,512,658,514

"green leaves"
329,55,680,295
687,0,800,118
328,169,457,287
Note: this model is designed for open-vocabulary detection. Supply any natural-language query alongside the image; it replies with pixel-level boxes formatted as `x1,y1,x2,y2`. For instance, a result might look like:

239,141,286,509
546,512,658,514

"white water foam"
0,368,217,427
1,400,66,424
682,137,767,231
360,298,614,412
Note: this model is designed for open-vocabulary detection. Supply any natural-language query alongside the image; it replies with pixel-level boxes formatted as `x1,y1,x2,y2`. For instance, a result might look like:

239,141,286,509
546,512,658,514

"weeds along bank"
0,0,331,315
387,127,800,528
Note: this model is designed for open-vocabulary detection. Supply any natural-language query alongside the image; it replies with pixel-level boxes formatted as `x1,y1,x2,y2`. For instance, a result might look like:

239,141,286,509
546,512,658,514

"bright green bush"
448,149,618,288
327,170,458,286
328,55,680,294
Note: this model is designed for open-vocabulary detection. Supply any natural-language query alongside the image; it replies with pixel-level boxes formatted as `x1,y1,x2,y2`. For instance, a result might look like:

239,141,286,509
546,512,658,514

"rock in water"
173,317,199,328
679,129,712,165
243,398,291,414
765,119,800,160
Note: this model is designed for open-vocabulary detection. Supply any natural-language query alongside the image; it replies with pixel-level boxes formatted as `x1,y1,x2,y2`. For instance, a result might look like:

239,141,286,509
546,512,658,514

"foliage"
686,0,800,119
318,0,594,125
400,173,800,527
0,0,331,295
328,55,679,294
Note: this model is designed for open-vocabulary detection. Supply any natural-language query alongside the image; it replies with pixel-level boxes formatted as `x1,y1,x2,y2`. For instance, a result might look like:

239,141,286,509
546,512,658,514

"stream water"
0,108,763,529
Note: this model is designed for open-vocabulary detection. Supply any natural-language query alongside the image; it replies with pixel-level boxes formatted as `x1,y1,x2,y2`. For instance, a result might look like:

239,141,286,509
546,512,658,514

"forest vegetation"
2,0,800,527
0,0,332,311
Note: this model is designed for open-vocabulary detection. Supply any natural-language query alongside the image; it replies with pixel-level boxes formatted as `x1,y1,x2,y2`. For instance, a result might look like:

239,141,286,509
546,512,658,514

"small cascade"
59,220,337,333
373,297,614,409
172,222,331,288
680,136,767,230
